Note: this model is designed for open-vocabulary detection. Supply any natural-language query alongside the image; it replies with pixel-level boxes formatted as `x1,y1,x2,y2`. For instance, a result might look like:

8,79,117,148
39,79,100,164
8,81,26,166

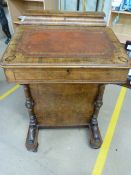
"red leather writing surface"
17,28,115,59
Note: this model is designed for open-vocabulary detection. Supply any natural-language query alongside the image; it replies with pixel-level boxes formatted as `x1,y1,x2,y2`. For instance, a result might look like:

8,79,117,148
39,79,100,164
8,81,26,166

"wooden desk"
1,11,130,152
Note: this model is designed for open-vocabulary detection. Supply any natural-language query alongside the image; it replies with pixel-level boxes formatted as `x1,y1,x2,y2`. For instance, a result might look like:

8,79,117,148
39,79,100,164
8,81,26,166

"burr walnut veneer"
1,11,130,152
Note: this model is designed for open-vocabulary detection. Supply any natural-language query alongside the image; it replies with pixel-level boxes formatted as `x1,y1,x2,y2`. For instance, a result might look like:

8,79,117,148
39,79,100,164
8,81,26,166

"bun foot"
25,125,39,152
89,118,102,149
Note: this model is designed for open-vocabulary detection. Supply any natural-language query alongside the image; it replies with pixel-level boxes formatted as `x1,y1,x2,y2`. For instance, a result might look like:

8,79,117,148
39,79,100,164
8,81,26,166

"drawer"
5,68,129,83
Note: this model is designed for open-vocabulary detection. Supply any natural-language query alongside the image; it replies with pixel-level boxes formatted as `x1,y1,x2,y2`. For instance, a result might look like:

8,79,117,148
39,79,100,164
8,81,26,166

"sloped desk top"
1,25,129,68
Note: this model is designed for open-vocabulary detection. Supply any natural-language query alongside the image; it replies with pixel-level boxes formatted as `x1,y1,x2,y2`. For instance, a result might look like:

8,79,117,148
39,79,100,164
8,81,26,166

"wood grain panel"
30,84,99,126
4,69,15,82
13,68,128,83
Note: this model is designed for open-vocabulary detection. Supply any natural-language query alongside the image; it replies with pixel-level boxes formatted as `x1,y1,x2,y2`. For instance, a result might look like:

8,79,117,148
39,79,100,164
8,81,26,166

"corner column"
23,84,39,152
90,84,105,149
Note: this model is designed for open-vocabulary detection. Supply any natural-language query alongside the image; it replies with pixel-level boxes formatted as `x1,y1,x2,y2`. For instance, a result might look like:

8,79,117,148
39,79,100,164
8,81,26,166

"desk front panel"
5,67,129,84
29,83,99,126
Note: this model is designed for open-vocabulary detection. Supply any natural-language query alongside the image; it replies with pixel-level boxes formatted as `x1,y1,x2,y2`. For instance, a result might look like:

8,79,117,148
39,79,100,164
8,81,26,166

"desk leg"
90,84,105,149
23,85,39,152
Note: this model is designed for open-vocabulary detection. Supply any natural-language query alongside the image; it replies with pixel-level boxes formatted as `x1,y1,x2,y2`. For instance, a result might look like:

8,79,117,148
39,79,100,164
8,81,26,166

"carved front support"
23,85,38,152
90,84,105,149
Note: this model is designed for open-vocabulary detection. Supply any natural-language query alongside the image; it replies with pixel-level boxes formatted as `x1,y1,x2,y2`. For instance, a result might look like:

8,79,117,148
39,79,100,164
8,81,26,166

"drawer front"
5,68,129,83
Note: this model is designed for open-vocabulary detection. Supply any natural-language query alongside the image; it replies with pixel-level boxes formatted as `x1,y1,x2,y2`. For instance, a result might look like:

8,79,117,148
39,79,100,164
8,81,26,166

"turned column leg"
90,84,105,149
23,84,39,152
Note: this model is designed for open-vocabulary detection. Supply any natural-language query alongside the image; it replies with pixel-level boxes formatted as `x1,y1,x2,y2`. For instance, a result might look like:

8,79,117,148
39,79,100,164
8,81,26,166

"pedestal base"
23,84,105,152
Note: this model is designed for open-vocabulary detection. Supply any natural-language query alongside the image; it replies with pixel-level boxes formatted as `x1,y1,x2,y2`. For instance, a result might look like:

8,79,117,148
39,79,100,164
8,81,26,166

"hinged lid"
0,11,130,69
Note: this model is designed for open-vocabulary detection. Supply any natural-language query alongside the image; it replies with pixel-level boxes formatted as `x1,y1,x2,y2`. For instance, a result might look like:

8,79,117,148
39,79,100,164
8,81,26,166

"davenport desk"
1,11,130,152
